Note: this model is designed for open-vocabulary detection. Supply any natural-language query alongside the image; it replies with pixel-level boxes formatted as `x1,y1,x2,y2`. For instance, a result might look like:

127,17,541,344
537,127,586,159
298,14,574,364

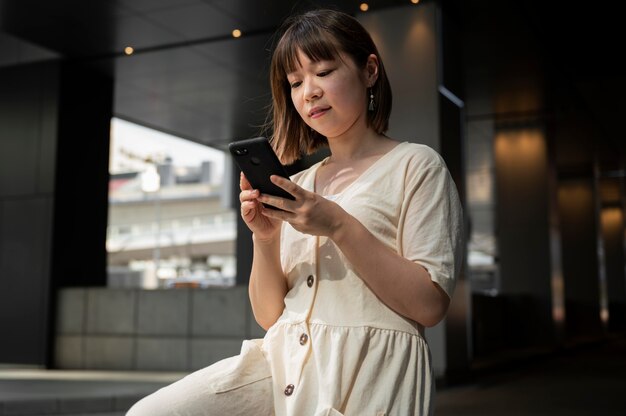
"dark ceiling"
1,0,624,154
0,0,410,149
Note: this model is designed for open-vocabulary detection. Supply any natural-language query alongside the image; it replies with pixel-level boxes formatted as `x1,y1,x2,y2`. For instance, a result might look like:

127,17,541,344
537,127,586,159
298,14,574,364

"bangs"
274,23,343,75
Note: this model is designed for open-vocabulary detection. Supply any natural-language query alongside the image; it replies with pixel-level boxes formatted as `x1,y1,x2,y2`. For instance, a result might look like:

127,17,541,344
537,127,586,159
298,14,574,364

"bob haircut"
267,9,393,165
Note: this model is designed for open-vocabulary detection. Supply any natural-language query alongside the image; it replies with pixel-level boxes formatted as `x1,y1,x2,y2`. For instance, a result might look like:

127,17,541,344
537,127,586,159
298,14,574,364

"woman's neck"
326,129,393,164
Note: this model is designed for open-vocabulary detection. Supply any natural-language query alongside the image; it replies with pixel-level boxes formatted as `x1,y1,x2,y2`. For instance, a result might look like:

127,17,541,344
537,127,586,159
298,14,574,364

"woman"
128,8,463,416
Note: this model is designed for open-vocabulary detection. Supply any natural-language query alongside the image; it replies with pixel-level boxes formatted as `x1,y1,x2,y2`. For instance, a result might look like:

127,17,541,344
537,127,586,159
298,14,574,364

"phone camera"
235,148,248,156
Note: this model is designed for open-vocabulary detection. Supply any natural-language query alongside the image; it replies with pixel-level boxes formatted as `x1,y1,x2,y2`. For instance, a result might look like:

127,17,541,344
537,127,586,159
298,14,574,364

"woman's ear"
365,53,379,87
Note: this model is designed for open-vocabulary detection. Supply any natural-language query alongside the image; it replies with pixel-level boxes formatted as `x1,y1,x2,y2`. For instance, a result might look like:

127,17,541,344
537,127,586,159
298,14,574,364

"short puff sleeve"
397,152,464,298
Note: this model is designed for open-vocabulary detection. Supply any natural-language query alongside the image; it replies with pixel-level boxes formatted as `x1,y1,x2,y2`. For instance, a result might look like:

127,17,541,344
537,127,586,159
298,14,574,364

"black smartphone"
228,137,295,207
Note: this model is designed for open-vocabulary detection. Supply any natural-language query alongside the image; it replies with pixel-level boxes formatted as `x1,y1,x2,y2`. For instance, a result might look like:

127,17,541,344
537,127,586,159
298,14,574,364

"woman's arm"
331,214,449,327
258,175,453,328
248,235,288,330
239,173,288,330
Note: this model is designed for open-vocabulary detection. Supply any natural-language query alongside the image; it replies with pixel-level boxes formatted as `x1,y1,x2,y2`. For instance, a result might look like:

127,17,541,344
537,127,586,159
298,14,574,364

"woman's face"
287,49,370,140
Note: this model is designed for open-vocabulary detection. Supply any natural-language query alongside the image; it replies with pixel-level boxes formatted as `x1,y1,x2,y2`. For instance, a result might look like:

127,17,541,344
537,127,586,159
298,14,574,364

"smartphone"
228,137,295,207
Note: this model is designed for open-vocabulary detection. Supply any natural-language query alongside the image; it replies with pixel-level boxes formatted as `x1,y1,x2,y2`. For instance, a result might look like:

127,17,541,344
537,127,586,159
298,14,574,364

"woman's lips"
309,106,330,119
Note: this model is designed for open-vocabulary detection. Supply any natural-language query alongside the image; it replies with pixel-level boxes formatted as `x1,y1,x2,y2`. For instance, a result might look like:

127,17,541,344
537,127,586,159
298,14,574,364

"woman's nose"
303,79,322,101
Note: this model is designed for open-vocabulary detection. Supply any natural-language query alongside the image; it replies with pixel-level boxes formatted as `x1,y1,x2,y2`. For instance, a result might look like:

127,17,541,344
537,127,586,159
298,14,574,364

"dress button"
284,384,295,396
307,275,314,287
299,333,309,345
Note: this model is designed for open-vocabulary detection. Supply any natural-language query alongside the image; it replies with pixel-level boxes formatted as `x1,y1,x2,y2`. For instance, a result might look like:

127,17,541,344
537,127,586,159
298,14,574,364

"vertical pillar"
494,126,554,345
0,61,59,366
555,113,604,341
558,178,603,338
597,146,626,332
0,59,113,367
51,61,113,288
600,191,626,331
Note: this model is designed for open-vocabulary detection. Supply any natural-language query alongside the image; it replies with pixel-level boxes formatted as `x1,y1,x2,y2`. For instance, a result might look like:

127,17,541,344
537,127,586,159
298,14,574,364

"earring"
368,88,375,111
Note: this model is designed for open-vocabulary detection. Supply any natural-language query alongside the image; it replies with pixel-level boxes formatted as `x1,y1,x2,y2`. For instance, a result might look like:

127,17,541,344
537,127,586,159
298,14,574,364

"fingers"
257,194,289,211
239,173,261,204
240,200,258,220
240,174,303,219
259,204,290,221
239,188,260,203
239,172,252,190
257,175,313,212
269,175,302,197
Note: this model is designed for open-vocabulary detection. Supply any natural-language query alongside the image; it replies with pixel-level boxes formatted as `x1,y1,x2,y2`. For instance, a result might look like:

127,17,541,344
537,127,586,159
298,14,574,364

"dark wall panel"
0,59,113,366
0,64,52,196
495,128,552,297
51,62,113,289
0,198,53,363
0,62,58,365
601,206,626,331
493,128,555,347
558,180,603,338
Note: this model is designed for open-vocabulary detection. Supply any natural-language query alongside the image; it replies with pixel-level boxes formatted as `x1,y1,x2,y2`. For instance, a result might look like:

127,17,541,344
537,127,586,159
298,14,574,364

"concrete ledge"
55,286,266,372
0,396,136,415
191,287,247,337
84,337,133,370
56,289,87,335
190,339,242,370
86,290,136,336
135,338,188,371
137,290,190,336
54,336,83,370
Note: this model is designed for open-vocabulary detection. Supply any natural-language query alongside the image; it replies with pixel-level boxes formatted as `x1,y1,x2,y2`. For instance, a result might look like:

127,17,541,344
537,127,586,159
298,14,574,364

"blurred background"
1,0,625,414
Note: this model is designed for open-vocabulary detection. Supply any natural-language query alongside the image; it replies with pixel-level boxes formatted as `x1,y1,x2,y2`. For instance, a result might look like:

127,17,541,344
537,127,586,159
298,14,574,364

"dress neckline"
314,141,407,198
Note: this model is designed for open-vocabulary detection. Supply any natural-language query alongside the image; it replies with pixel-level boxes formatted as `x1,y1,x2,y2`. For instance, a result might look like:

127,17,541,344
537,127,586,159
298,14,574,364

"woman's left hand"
257,175,346,238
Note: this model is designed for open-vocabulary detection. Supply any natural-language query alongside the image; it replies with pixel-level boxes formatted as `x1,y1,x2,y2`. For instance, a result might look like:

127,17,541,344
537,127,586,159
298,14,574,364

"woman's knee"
126,382,274,416
126,392,165,416
126,376,207,416
127,340,272,415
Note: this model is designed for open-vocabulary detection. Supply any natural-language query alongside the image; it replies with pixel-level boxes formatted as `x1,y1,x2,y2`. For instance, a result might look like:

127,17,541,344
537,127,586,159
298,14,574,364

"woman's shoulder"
393,141,446,170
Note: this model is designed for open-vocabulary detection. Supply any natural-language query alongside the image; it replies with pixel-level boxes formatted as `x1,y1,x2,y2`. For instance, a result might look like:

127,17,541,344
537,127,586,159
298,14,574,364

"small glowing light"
124,46,134,55
360,3,369,11
410,0,420,4
600,306,610,325
232,29,242,38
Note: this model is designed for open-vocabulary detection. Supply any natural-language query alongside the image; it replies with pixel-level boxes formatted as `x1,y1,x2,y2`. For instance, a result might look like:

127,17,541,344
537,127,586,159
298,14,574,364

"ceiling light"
124,46,134,55
410,0,420,4
360,3,369,11
232,29,242,38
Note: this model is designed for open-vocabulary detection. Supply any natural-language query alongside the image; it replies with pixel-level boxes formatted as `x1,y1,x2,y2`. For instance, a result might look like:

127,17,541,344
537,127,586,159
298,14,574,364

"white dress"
265,142,463,415
126,142,463,416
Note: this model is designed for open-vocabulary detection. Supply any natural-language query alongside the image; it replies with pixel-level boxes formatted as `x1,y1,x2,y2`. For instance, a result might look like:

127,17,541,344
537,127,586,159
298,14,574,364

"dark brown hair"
267,9,393,164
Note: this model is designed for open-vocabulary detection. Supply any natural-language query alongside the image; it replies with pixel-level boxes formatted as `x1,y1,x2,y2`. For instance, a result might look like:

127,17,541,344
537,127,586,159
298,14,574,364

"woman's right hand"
239,172,282,242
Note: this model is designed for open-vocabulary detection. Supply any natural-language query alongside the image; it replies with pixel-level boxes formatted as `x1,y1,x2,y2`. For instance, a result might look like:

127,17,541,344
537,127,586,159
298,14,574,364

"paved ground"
1,335,625,415
0,371,184,416
436,336,626,416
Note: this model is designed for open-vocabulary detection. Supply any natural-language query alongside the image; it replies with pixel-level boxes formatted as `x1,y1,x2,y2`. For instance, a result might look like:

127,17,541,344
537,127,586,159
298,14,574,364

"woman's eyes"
288,69,334,89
